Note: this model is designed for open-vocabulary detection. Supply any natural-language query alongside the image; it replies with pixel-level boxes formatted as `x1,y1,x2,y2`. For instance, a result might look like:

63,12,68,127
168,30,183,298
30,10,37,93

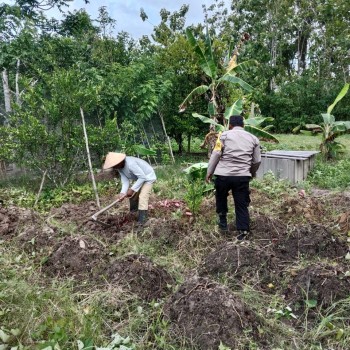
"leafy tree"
179,26,277,155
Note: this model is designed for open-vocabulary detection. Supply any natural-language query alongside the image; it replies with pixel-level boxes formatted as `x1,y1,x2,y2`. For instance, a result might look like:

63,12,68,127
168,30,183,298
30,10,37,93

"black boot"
129,197,138,213
217,213,228,232
138,210,148,225
237,230,250,241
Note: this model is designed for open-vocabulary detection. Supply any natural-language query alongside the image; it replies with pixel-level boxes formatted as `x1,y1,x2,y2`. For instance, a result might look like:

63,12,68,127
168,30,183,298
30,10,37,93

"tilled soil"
275,224,348,261
284,263,350,314
103,254,174,301
0,206,40,239
42,235,108,279
2,189,350,349
164,276,265,350
199,241,280,290
16,224,58,255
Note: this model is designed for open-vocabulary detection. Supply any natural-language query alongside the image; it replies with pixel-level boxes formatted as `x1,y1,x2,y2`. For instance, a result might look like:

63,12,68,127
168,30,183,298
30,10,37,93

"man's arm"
119,171,130,194
206,133,224,183
250,142,261,177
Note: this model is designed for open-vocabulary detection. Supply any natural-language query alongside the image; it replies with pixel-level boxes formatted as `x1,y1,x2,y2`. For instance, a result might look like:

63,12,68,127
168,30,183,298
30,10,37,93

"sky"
2,0,226,39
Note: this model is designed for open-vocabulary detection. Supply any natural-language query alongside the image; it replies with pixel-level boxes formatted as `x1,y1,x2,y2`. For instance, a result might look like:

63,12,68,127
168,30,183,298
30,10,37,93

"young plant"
183,163,213,216
303,83,350,159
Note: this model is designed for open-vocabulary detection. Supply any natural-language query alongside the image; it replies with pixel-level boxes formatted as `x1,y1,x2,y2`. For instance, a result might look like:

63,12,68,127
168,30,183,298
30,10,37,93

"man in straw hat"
103,152,157,225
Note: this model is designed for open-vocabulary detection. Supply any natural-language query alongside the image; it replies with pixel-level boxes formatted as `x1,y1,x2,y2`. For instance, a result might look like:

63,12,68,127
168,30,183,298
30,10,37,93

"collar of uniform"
232,126,244,130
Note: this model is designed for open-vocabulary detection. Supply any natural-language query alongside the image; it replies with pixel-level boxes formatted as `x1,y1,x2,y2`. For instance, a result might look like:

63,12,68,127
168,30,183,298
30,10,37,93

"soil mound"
281,197,326,223
199,242,279,289
284,263,350,312
140,218,188,246
42,235,107,279
16,224,58,255
275,224,348,260
104,254,174,301
50,201,133,241
0,206,40,239
164,276,263,350
250,214,288,240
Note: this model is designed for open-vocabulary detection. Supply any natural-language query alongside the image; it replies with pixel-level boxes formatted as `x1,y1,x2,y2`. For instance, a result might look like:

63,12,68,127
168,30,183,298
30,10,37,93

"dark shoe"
138,210,148,225
217,214,228,232
237,230,249,241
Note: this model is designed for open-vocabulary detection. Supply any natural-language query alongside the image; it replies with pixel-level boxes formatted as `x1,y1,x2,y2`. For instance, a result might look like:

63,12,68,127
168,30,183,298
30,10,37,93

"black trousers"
214,175,251,231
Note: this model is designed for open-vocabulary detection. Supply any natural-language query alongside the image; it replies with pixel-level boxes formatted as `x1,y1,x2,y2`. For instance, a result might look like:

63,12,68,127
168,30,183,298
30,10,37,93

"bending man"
103,152,156,225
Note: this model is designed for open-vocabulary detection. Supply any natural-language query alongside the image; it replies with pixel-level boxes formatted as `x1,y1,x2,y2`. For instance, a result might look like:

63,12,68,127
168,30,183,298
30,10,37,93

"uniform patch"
213,132,223,152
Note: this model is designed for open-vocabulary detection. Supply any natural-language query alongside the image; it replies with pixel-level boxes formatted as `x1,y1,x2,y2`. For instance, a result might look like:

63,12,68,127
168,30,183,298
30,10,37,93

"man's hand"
205,174,212,184
126,188,135,198
117,193,127,201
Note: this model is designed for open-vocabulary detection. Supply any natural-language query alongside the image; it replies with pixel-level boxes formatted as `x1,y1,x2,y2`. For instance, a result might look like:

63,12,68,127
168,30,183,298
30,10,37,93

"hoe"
91,198,123,227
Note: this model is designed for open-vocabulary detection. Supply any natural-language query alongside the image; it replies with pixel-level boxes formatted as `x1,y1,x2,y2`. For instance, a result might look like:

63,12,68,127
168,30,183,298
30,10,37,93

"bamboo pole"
34,170,47,207
159,111,175,164
80,107,100,208
141,123,158,166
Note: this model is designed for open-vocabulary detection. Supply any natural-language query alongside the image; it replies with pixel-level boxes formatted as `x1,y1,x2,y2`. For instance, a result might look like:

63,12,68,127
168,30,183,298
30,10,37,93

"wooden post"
141,123,158,166
34,170,47,207
159,111,175,164
80,107,100,208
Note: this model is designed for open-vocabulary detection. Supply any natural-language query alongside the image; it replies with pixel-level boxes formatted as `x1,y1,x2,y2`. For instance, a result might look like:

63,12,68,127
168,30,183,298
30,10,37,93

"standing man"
205,115,261,240
103,152,156,225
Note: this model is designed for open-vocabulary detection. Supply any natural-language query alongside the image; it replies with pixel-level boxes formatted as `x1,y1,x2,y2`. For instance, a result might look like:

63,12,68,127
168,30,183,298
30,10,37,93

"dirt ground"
164,276,264,350
104,254,174,301
1,189,350,348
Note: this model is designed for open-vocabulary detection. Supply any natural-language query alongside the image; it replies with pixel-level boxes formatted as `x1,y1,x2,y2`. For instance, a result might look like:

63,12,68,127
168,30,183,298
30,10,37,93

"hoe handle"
91,198,122,220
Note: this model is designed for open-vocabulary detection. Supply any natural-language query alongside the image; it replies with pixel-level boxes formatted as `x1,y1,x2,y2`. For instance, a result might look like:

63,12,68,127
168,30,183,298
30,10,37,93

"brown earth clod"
104,254,174,301
164,276,264,350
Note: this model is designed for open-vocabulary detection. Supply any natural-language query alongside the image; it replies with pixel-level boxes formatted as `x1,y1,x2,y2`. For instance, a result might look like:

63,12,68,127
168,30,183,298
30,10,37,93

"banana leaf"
179,85,209,112
186,29,216,79
245,116,274,127
193,113,225,131
133,145,157,156
218,74,253,92
228,60,258,74
224,99,243,120
305,124,322,130
327,83,349,115
244,125,279,142
321,113,335,124
204,26,217,79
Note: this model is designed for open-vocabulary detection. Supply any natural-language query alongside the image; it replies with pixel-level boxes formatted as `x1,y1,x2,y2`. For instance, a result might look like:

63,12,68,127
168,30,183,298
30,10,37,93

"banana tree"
303,83,350,159
179,27,278,151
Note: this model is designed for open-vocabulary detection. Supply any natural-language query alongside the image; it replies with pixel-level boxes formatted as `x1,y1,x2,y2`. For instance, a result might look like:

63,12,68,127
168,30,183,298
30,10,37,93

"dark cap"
229,115,244,127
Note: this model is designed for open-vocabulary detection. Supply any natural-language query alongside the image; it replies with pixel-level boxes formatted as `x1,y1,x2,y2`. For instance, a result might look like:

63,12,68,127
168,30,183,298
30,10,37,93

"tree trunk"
15,59,21,106
187,134,191,153
176,134,183,154
2,69,11,124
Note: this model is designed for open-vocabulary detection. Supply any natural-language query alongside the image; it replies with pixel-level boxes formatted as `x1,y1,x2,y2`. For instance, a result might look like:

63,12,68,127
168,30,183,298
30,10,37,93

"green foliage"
308,159,350,190
183,163,213,216
251,172,296,199
303,84,350,159
180,28,277,142
0,180,117,211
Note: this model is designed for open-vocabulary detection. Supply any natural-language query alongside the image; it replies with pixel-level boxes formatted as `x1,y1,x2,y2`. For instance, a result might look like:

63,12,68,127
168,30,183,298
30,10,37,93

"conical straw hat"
103,152,126,170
